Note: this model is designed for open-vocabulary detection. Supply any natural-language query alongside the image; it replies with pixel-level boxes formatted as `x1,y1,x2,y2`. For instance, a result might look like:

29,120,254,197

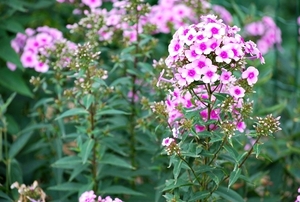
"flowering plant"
153,15,281,201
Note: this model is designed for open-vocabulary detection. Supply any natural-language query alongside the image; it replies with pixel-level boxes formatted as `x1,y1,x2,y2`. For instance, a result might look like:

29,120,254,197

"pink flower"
185,48,200,62
191,55,212,74
180,65,201,84
168,39,184,56
79,190,96,202
82,0,102,8
202,65,219,84
242,66,259,85
34,61,49,73
212,5,232,24
220,69,234,84
236,121,246,132
20,51,38,68
215,44,234,64
162,137,175,147
204,22,225,39
229,86,245,99
7,62,17,71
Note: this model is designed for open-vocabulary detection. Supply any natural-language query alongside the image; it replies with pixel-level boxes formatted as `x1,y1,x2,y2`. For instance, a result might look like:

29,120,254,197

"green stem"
238,136,261,168
208,134,228,165
178,154,201,186
89,105,98,192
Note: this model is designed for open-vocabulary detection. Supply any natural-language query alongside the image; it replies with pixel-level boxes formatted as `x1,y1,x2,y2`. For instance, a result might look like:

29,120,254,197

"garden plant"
0,0,299,202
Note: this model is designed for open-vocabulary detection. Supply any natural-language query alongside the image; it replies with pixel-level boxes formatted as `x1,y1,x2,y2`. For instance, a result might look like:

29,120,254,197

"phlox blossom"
82,0,102,8
242,66,259,85
229,86,245,99
79,190,96,202
168,39,184,56
162,137,175,147
202,65,219,84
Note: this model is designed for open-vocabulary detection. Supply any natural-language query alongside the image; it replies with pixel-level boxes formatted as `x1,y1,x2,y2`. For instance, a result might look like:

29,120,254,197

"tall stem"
89,105,98,192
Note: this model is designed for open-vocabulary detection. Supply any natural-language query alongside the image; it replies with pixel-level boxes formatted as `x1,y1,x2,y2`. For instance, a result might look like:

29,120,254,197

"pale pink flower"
220,69,234,84
168,39,184,56
34,61,49,73
20,51,38,68
162,137,175,147
202,65,219,84
229,86,245,99
215,44,234,64
7,62,17,71
204,22,225,39
242,66,259,85
79,190,96,202
82,0,102,8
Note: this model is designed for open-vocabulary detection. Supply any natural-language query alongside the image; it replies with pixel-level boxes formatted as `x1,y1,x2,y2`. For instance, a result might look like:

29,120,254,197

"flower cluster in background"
244,16,282,54
11,181,46,202
296,187,300,202
79,190,122,202
9,26,75,72
155,14,265,146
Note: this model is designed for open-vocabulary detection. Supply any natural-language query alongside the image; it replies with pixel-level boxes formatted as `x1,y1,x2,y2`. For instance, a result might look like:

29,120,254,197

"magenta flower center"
174,44,180,51
197,61,205,68
220,51,228,59
248,72,254,79
188,69,196,77
234,88,241,95
211,27,219,34
200,43,206,50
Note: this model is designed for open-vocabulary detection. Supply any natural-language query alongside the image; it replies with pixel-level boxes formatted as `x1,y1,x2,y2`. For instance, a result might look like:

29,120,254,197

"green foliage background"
0,0,299,201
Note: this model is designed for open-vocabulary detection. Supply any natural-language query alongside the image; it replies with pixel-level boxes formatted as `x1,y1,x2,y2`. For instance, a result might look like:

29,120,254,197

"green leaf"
0,92,16,115
52,156,82,169
109,77,131,86
215,186,244,202
55,108,89,120
163,179,193,192
0,19,24,33
138,62,153,74
100,154,134,169
4,0,27,12
189,191,210,201
253,144,261,158
48,182,83,191
9,132,32,158
81,139,95,164
82,94,94,109
97,109,130,116
0,36,23,67
173,159,182,180
101,185,145,196
69,164,88,182
0,69,33,98
228,168,241,188
223,145,238,162
0,191,13,201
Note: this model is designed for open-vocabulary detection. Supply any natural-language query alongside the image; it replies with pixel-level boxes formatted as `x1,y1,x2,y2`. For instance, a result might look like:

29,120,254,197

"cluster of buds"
156,14,267,142
11,181,46,202
254,114,281,136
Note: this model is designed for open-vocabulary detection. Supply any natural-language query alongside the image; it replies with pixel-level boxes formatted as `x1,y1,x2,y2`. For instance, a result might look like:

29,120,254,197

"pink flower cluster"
244,16,281,54
148,0,197,34
158,15,264,141
10,26,67,72
66,1,148,42
79,190,122,202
